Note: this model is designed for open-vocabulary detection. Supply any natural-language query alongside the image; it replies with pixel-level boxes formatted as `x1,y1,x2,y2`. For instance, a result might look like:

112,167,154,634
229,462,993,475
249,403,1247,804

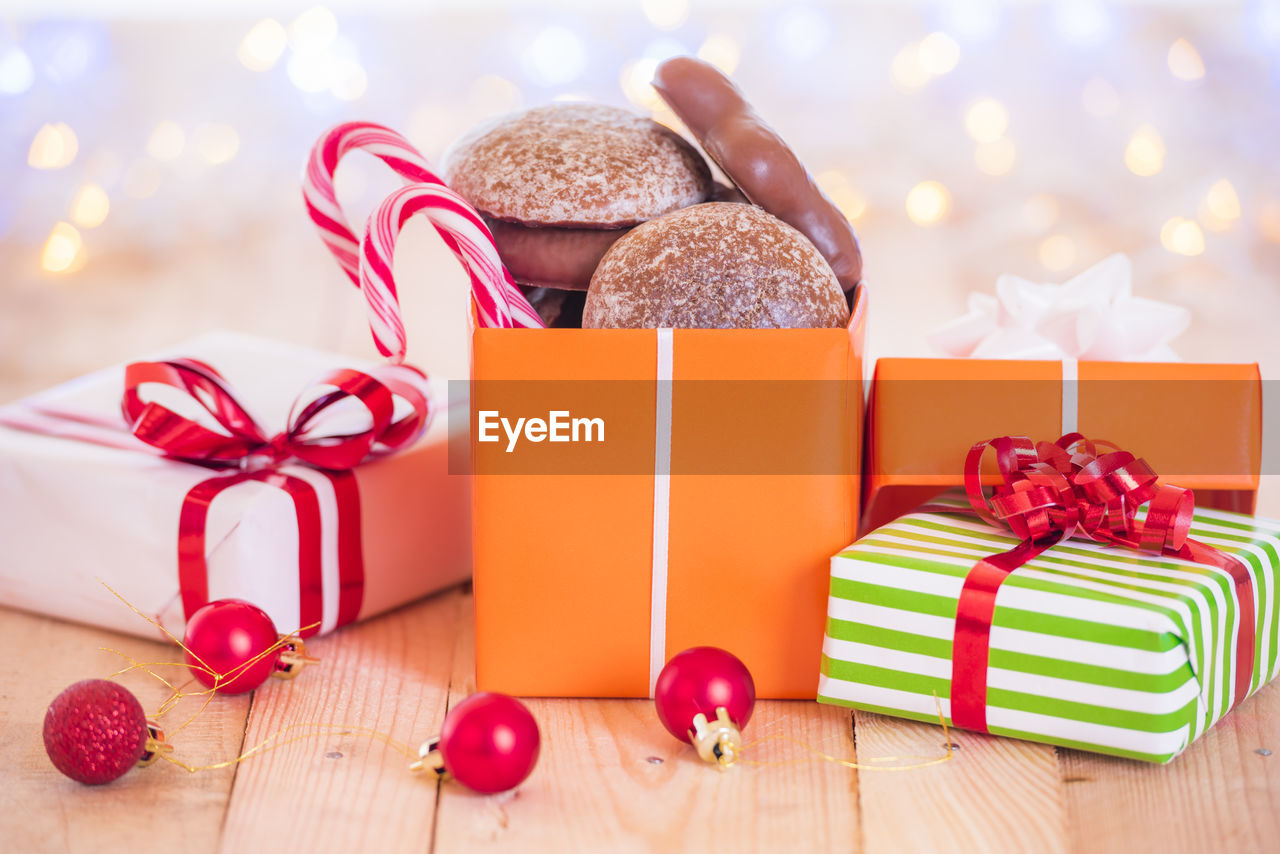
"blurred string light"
1038,234,1077,271
1199,179,1240,231
621,40,687,112
287,39,366,100
1081,76,1120,117
1160,216,1205,256
1167,38,1204,80
965,97,1008,142
776,6,830,61
7,4,1279,297
289,6,338,53
891,44,931,90
328,54,368,101
41,222,83,273
28,123,78,169
906,180,951,225
237,19,288,72
1124,124,1165,176
40,27,96,83
192,123,240,165
286,48,331,93
697,33,741,74
146,121,185,161
0,45,35,95
975,137,1016,176
651,103,681,129
965,98,1013,177
468,75,522,116
944,0,1002,41
642,0,689,31
70,184,109,229
917,32,961,74
1022,194,1060,232
261,7,367,101
892,34,961,91
1052,0,1112,48
1259,201,1280,243
621,59,663,110
521,26,587,87
816,170,868,222
645,38,689,64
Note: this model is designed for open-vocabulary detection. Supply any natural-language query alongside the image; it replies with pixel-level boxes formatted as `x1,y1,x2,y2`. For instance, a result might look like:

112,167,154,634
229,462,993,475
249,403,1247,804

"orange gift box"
862,358,1262,534
471,290,867,699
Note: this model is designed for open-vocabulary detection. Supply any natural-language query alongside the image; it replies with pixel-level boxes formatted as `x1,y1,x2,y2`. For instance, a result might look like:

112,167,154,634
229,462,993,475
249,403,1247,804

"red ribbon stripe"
124,358,432,637
941,433,1257,734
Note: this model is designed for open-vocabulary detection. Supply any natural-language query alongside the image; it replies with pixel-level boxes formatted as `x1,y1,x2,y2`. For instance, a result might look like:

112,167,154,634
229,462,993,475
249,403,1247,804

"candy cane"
305,121,545,359
303,122,446,285
361,183,545,362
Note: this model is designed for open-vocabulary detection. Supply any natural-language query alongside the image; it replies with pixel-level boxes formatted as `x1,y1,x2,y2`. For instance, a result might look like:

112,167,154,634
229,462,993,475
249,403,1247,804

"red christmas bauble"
43,679,149,785
439,692,540,794
183,599,280,694
654,646,756,743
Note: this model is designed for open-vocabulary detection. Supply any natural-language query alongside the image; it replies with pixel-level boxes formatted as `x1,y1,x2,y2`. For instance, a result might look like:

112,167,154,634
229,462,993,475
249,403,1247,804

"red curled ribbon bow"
122,357,432,637
947,433,1257,733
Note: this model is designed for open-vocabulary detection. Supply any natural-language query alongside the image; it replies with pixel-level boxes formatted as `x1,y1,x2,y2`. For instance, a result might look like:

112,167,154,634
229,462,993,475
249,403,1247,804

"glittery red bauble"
183,599,280,694
43,679,149,785
439,692,540,794
654,646,756,743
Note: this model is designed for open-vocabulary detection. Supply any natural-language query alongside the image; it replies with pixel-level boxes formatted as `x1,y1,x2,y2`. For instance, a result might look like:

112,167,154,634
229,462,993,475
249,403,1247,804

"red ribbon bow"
123,358,429,470
122,358,432,637
948,433,1256,733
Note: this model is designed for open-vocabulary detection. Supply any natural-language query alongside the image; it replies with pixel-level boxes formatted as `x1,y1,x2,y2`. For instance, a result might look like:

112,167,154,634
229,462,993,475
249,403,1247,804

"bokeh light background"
2,1,1278,502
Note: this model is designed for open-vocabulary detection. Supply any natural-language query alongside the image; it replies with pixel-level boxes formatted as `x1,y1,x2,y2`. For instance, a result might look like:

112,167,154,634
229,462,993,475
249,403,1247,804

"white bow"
928,254,1191,361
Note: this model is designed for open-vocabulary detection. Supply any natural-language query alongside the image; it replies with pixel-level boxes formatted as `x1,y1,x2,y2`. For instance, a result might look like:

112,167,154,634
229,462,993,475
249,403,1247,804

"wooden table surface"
2,586,1277,854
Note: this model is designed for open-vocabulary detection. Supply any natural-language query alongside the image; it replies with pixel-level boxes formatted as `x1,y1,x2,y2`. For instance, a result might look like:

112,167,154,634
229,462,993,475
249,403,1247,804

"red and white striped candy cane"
361,183,545,362
305,122,544,360
303,122,444,285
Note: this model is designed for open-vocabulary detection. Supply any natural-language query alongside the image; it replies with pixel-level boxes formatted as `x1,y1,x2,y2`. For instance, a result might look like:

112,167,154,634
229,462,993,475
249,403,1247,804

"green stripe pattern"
817,498,1280,763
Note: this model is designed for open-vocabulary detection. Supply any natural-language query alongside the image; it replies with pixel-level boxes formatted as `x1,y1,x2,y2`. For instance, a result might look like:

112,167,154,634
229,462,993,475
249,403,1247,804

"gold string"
98,649,214,732
99,579,318,691
95,580,953,778
93,580,420,769
98,640,420,774
97,580,322,738
738,694,955,771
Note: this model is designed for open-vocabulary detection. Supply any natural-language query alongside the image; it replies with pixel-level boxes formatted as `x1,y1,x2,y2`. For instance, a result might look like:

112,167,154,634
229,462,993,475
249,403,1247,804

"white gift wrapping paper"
0,331,469,639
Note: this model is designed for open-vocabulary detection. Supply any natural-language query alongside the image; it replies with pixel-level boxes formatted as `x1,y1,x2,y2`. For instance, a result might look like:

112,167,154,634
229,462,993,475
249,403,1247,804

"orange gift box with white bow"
863,256,1261,534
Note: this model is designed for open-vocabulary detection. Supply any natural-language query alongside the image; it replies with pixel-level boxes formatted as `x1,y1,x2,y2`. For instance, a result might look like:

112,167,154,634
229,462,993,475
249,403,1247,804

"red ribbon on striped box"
937,434,1257,733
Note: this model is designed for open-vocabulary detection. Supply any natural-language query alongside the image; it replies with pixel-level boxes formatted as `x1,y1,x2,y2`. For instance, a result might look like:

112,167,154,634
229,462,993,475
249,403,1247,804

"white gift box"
0,330,469,639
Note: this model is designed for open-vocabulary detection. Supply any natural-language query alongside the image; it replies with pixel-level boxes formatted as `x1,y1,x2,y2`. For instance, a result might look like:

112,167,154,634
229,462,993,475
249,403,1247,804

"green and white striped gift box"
816,499,1280,763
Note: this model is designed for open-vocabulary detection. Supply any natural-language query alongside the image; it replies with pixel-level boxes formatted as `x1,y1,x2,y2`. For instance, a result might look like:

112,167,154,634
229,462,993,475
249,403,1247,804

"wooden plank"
1062,681,1280,854
853,710,1067,854
0,605,249,854
5,591,1277,854
218,589,465,854
431,594,861,853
